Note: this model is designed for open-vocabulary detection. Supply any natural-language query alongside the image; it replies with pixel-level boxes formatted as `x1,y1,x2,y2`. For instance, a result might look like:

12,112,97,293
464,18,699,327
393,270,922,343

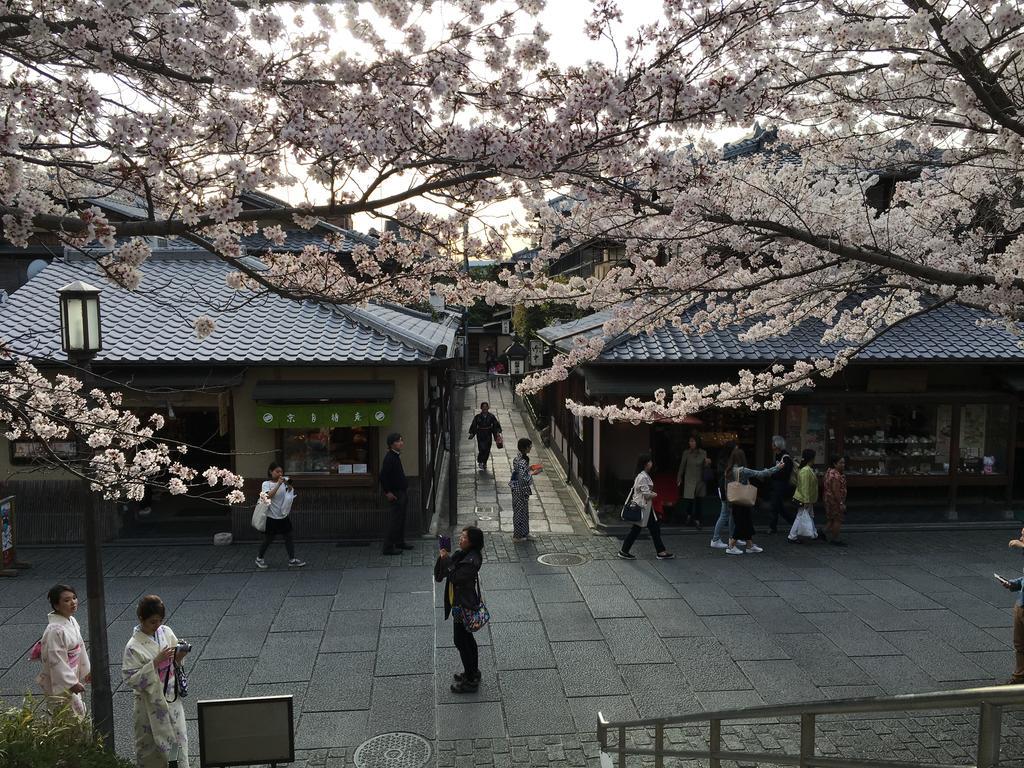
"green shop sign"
258,403,391,429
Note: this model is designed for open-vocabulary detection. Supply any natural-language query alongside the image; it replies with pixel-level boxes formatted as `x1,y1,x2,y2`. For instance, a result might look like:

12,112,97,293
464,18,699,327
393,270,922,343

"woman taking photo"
36,583,90,718
723,447,783,556
510,437,542,542
434,526,486,693
617,454,674,560
122,595,191,768
255,462,305,569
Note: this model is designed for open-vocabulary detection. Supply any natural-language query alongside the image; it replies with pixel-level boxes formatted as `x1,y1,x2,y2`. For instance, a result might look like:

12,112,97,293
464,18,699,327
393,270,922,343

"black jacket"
379,449,408,494
434,549,482,619
768,451,794,498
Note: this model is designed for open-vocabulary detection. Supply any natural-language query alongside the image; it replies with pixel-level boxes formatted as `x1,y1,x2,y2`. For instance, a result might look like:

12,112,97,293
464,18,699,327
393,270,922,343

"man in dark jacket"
468,402,502,471
767,435,795,534
380,432,413,555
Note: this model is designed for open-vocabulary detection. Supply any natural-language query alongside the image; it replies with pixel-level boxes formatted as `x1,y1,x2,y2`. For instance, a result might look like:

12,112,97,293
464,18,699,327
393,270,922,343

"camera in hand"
176,640,192,654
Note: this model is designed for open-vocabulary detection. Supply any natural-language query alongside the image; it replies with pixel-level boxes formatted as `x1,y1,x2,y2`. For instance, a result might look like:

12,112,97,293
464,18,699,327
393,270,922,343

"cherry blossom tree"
2,0,1023,482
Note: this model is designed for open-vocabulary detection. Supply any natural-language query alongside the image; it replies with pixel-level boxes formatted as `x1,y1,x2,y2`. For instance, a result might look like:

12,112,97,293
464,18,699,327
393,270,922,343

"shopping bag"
251,499,270,532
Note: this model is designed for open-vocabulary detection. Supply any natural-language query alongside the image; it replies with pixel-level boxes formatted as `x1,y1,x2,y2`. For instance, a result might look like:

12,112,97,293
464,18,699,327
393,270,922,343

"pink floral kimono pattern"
36,612,91,718
122,625,188,768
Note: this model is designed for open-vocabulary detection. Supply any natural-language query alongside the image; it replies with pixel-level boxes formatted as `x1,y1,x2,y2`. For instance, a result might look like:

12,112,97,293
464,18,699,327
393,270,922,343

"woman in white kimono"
122,594,191,768
36,583,91,717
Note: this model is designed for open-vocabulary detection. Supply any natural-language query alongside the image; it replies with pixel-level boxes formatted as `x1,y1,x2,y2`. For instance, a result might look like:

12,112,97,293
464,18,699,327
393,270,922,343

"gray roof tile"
539,304,1024,363
0,258,457,365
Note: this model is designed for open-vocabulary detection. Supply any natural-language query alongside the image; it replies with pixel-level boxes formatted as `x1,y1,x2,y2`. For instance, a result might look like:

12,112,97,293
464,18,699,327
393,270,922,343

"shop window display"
283,427,371,475
958,404,1010,475
843,404,950,476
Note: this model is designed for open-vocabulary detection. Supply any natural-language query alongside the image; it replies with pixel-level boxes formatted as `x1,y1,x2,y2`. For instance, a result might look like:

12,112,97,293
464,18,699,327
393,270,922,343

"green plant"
0,696,133,768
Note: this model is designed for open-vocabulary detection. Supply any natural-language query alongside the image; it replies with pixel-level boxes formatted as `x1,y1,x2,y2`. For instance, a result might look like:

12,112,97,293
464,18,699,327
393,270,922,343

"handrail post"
655,721,664,768
709,718,721,768
977,703,1002,768
800,714,816,768
618,724,626,768
598,714,608,751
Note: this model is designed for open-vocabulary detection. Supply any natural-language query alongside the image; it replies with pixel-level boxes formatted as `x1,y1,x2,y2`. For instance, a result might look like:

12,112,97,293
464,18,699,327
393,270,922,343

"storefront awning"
583,368,702,397
257,403,391,428
252,380,395,403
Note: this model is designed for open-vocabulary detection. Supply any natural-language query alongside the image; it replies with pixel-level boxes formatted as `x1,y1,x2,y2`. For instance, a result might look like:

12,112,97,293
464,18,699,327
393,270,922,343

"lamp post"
57,281,114,751
504,341,528,405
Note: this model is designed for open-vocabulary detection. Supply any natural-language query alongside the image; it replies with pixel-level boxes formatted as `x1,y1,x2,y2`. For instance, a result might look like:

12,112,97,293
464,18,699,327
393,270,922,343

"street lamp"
57,281,114,751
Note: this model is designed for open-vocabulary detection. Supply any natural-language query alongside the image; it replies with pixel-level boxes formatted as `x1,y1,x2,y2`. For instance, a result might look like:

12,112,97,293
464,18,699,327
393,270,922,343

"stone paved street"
3,529,1024,767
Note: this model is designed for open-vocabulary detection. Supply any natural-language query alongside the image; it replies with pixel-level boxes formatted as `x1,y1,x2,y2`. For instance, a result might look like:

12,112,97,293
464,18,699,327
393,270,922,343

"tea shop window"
958,404,1010,475
843,403,951,477
283,427,372,475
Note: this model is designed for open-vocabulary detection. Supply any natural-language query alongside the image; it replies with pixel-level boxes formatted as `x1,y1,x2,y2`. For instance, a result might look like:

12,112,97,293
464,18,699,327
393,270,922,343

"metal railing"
597,684,1024,768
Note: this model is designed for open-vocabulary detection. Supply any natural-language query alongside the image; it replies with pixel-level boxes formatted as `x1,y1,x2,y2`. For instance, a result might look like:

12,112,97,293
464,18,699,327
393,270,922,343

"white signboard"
529,340,544,367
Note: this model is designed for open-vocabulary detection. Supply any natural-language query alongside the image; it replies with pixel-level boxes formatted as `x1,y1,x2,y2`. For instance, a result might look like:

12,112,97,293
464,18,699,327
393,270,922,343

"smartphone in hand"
994,573,1010,585
439,534,451,551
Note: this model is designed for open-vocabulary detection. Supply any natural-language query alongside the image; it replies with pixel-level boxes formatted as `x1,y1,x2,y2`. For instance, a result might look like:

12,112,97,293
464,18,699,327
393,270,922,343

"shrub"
0,696,132,768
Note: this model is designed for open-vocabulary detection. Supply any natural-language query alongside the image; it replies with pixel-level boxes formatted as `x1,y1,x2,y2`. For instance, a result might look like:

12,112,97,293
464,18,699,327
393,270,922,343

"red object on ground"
651,473,679,520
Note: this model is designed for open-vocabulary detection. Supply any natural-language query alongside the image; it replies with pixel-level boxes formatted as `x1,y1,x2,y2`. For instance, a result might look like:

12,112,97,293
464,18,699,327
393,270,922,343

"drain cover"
354,733,432,768
537,552,588,566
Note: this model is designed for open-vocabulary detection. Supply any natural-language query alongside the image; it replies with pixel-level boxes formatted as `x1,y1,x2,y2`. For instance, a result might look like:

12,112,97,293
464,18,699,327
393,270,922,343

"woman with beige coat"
618,454,675,560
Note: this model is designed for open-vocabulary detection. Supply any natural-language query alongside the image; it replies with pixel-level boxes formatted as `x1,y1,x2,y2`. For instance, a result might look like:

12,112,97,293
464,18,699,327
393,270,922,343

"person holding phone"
255,462,305,569
998,528,1024,684
434,526,486,693
122,595,190,768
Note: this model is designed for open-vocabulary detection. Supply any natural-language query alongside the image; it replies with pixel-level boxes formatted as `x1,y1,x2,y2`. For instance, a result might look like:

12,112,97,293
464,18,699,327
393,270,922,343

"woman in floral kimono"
122,594,190,768
36,583,91,717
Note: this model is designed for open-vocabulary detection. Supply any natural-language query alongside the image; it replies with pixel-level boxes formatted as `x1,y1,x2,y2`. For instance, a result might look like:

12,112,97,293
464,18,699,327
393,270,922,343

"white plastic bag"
789,505,818,539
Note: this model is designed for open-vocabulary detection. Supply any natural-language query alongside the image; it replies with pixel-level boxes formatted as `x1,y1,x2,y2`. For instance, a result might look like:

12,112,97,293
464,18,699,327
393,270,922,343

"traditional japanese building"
538,306,1024,526
0,249,458,544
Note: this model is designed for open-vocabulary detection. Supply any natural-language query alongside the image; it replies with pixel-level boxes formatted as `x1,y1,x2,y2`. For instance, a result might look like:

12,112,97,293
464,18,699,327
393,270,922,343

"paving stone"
486,589,540,622
857,580,942,610
566,696,639,735
735,596,817,634
673,582,746,616
538,602,603,642
608,560,679,599
374,625,433,676
201,614,273,659
284,570,345,597
772,633,873,687
798,567,872,595
369,674,434,738
0,623,43,667
765,580,840,614
386,566,435,593
906,609,1006,652
167,600,233,636
636,598,712,638
295,711,369,749
578,584,643,619
305,652,374,711
435,644,501,704
271,595,333,632
880,631,990,682
250,630,322,683
381,591,434,627
180,656,254,720
191,572,254,601
527,573,584,603
704,616,791,661
332,579,385,611
490,621,556,670
853,655,943,695
499,669,575,736
736,660,826,704
834,595,924,631
438,701,507,739
568,561,622,586
804,612,900,657
551,641,626,697
930,591,1009,628
663,637,752,692
321,610,381,653
617,662,700,719
597,618,673,664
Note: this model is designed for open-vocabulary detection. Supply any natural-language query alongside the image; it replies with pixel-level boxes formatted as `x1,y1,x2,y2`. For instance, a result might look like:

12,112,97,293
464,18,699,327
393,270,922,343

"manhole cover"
354,732,432,768
537,552,588,566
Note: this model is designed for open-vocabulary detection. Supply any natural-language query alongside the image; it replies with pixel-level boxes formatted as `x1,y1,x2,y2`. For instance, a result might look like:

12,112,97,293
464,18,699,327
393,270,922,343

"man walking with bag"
468,402,503,472
380,433,413,556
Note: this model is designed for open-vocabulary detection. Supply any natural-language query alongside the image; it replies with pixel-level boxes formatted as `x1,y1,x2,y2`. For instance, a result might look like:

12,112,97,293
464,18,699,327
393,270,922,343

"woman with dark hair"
255,462,305,569
36,583,90,717
723,447,784,555
789,448,820,542
435,526,486,693
823,456,848,546
510,437,542,542
675,434,707,529
122,595,191,768
617,454,674,560
709,441,736,549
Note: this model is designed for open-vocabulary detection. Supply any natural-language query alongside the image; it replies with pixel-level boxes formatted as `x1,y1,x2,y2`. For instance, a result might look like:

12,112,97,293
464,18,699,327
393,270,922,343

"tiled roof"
0,257,457,365
538,304,1024,363
240,228,377,255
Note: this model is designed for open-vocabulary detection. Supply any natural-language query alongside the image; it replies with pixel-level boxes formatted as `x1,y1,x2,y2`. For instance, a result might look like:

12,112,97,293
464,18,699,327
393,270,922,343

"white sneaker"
725,546,744,555
747,544,764,554
710,539,729,549
255,557,268,569
737,540,748,546
288,558,307,568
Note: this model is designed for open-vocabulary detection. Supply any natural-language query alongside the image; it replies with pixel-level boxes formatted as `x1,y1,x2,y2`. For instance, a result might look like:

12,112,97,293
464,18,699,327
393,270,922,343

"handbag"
726,468,758,507
621,481,643,523
162,660,189,701
452,576,490,633
494,433,504,449
251,498,270,532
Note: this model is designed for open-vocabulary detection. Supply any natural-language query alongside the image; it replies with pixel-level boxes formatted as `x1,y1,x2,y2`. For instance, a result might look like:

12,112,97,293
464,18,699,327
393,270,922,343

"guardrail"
598,684,1024,768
